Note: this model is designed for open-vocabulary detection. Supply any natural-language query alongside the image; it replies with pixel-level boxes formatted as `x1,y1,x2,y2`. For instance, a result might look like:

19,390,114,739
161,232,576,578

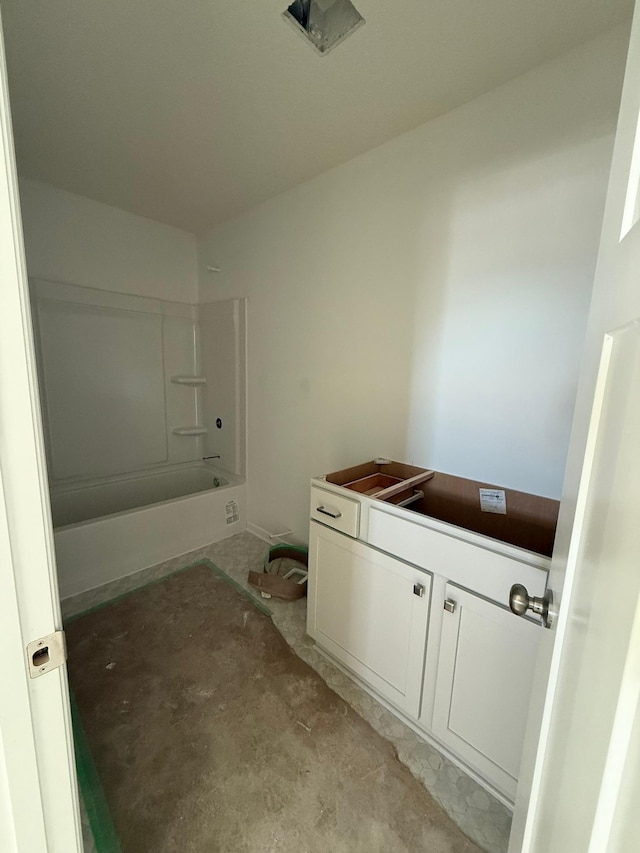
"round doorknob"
509,583,531,616
509,583,553,628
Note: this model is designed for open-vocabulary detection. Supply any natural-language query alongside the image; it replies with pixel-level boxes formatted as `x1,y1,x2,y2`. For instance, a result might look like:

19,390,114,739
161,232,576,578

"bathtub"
51,463,246,599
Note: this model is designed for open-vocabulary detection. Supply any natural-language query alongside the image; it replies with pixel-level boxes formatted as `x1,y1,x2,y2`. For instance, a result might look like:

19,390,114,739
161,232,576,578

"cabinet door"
432,584,541,801
307,523,431,717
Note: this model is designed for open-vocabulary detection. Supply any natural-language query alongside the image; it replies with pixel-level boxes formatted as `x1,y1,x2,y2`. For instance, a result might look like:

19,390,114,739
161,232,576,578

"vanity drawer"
310,485,360,538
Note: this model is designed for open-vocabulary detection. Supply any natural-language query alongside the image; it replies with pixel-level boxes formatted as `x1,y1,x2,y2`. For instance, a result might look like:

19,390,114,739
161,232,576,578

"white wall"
198,27,629,541
19,179,198,302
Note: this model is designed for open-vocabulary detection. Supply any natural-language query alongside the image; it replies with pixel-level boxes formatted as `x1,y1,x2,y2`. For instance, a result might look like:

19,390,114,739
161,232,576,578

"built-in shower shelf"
170,375,207,386
172,426,208,436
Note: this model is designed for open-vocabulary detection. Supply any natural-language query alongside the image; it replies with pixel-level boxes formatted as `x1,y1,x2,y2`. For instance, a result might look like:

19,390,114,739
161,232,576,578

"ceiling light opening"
284,0,365,56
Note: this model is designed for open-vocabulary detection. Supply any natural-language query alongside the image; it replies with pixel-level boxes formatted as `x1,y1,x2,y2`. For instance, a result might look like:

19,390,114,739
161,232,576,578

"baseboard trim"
247,521,303,546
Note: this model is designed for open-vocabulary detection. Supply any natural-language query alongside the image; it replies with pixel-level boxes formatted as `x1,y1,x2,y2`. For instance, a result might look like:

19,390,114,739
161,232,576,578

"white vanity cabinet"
431,585,542,801
307,521,431,717
307,462,557,804
366,506,546,800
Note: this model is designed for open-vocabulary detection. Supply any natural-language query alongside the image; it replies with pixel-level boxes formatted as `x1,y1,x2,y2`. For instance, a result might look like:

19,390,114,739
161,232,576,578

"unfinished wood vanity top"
325,459,434,502
321,459,559,558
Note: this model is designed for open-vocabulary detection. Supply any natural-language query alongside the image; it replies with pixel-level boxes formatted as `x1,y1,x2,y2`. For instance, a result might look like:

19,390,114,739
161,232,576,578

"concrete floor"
69,564,480,852
65,531,512,853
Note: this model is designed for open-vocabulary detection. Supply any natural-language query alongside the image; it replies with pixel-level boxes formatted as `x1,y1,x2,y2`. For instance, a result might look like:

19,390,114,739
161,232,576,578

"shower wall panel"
164,314,204,464
37,298,167,479
31,279,202,484
200,298,246,477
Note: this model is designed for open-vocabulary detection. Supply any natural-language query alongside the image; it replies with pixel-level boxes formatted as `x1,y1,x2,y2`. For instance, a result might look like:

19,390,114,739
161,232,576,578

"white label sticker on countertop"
479,489,507,514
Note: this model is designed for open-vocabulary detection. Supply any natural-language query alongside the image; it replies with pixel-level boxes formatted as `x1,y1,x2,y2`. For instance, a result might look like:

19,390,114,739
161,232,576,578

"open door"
511,5,640,851
0,9,81,853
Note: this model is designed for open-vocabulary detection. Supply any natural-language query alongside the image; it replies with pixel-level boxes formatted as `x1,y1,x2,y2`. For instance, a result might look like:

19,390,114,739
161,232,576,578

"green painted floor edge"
71,690,121,853
205,558,273,617
67,556,272,852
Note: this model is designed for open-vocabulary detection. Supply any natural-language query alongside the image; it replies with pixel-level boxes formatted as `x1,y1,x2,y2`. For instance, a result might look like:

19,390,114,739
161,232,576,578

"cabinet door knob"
413,583,425,597
444,598,457,613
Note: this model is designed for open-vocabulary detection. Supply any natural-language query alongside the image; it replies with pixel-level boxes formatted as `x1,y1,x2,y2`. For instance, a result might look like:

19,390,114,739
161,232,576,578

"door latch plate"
27,630,67,679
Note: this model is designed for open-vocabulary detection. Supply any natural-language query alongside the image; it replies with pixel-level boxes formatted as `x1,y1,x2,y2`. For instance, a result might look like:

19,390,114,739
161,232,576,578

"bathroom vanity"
306,460,559,804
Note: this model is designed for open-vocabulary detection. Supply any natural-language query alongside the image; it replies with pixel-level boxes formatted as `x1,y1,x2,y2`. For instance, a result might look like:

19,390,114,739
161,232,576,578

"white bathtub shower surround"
31,279,205,479
30,279,247,482
29,278,249,596
54,467,246,599
50,461,230,527
200,299,247,479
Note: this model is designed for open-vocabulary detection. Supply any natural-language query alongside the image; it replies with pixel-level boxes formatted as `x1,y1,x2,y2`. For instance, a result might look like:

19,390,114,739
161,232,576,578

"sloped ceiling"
1,0,633,233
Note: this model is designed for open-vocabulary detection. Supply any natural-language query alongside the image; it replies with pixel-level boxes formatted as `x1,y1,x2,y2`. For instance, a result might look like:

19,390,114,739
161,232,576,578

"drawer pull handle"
413,583,425,598
316,506,342,519
444,598,457,613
